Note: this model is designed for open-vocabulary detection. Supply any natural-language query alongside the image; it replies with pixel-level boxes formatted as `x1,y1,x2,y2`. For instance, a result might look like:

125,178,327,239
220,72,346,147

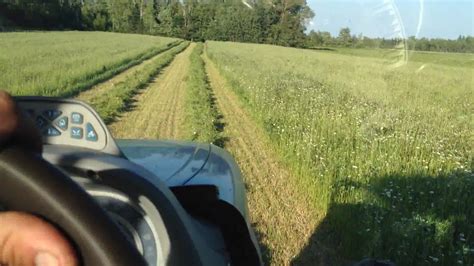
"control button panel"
17,100,107,151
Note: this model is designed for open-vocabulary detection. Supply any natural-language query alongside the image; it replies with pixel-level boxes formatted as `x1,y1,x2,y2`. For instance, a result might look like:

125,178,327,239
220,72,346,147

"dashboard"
16,97,123,155
6,97,257,266
15,97,163,265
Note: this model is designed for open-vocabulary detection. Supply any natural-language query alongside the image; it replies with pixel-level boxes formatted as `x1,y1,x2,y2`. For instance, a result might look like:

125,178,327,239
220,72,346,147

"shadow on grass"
250,222,273,265
291,171,473,266
210,94,229,148
307,47,337,52
213,136,229,148
214,114,226,132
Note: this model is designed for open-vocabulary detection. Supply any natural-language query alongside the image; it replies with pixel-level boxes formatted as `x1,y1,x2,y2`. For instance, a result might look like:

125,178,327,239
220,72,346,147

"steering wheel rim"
0,145,146,265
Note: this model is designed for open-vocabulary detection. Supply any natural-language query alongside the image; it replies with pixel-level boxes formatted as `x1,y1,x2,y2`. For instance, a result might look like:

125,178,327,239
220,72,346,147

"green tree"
107,0,141,32
268,0,314,47
81,0,110,31
155,1,184,38
319,31,332,46
338,27,352,46
142,0,160,34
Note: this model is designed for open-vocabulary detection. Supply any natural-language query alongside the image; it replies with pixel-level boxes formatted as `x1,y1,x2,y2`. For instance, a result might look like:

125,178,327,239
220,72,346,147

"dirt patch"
109,43,196,139
203,53,322,265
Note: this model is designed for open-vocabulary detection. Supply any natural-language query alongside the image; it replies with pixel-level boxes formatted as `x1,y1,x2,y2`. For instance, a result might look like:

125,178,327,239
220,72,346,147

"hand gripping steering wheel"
0,145,147,265
0,140,218,266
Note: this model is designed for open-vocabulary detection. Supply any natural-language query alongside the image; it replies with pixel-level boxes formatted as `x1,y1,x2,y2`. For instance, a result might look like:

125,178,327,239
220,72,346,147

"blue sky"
307,0,473,39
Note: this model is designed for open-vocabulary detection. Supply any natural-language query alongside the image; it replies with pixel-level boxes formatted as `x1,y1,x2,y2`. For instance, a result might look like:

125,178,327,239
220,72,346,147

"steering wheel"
0,143,213,266
0,145,147,265
0,145,211,265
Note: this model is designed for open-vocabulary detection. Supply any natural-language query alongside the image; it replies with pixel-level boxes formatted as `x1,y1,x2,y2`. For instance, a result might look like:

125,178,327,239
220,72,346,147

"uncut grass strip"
76,40,182,103
184,43,224,145
59,40,183,98
90,41,190,124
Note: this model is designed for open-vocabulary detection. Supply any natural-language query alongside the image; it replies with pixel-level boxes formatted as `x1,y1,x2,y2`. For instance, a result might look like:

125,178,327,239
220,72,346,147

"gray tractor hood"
42,139,248,218
40,139,259,264
117,139,210,186
116,139,248,218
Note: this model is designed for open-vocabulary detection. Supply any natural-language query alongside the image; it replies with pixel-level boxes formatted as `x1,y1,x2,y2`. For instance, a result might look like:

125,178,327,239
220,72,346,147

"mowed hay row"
109,43,196,140
183,43,223,144
206,41,473,265
88,41,190,124
203,51,320,266
0,31,180,96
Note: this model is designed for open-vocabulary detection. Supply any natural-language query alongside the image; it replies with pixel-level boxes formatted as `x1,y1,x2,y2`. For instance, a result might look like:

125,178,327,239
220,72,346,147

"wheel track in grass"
76,42,181,104
202,52,323,265
108,43,196,139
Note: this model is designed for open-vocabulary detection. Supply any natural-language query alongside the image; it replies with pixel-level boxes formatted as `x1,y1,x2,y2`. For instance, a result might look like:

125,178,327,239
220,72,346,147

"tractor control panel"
16,97,111,151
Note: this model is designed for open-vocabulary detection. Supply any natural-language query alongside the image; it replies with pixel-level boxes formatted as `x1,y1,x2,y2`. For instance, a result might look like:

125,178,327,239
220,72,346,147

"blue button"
71,112,83,124
35,116,48,129
85,123,98,142
43,110,62,121
71,127,83,139
43,126,61,137
55,116,68,130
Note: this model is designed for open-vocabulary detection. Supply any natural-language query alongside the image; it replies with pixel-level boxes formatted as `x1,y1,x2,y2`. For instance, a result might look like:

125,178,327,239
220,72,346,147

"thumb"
0,212,78,266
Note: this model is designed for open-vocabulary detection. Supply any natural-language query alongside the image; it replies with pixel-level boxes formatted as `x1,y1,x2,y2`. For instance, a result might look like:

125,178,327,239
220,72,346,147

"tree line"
308,28,474,53
1,0,472,53
0,0,314,48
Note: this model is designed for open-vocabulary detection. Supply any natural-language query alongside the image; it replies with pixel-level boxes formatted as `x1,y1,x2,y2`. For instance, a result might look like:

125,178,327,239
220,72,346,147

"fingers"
0,212,78,266
1,92,75,265
0,91,19,142
0,91,42,153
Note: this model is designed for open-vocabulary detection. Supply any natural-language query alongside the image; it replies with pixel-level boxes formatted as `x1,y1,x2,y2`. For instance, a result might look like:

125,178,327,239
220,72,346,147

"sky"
307,0,473,39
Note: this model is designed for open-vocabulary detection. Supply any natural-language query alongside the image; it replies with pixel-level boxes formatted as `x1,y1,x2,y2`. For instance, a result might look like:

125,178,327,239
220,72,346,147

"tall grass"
207,41,473,265
0,31,180,96
183,43,222,145
89,41,189,124
321,47,474,68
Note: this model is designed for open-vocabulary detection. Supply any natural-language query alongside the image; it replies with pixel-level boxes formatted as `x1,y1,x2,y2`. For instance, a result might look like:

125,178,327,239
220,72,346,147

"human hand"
0,91,78,266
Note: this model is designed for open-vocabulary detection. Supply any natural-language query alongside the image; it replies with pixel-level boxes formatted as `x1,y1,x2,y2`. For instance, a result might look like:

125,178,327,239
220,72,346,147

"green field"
207,41,473,265
319,47,474,68
0,31,179,96
1,32,473,265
